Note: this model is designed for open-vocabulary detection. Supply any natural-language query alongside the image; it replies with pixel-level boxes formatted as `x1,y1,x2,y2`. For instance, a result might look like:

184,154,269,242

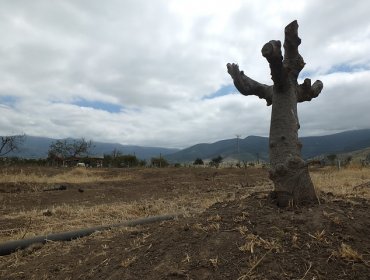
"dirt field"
0,166,369,279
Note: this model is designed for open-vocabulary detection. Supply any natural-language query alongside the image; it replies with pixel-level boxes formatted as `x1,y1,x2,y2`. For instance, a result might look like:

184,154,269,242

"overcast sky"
1,0,370,148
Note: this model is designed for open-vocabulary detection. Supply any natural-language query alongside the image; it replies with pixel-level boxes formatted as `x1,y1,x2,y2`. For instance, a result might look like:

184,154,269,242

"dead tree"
0,135,25,157
227,20,323,206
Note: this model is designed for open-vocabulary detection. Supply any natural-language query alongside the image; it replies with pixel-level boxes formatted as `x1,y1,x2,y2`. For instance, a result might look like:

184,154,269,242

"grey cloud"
298,0,370,73
0,0,369,148
299,71,370,136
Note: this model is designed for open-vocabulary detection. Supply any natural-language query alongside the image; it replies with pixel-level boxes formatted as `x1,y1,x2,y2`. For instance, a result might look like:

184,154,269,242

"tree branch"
261,40,286,89
297,78,324,102
0,135,24,156
226,63,272,106
283,20,305,79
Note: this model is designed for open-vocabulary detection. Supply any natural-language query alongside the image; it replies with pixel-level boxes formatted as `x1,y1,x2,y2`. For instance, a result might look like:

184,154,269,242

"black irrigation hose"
0,214,178,256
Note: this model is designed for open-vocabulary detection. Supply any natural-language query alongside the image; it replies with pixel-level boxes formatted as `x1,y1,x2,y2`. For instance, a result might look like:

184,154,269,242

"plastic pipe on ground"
0,214,178,256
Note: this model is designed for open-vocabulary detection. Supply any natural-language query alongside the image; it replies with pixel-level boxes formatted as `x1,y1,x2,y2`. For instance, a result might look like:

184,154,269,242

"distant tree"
327,154,337,165
119,155,139,167
0,135,25,157
151,157,169,168
366,153,370,163
193,158,204,165
111,148,123,158
70,138,93,157
48,138,93,159
209,156,223,168
343,156,352,167
103,153,143,168
255,152,260,164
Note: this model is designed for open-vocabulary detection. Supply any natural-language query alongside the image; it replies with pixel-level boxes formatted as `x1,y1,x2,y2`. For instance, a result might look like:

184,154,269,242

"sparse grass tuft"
209,256,219,268
182,253,191,263
238,232,281,254
308,229,328,243
332,243,364,263
322,211,341,225
192,222,220,233
233,212,249,223
0,167,133,185
207,214,222,222
121,256,138,268
311,167,370,198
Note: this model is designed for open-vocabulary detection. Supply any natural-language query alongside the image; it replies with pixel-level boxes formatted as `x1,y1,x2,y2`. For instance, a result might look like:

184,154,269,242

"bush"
103,154,143,168
327,154,337,165
193,158,204,165
151,157,169,168
209,156,223,168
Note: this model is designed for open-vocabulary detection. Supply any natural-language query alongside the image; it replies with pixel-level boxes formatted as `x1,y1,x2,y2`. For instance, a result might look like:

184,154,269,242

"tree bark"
227,20,323,207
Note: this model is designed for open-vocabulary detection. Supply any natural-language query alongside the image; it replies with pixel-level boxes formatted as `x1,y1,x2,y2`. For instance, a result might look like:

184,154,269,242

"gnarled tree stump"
227,20,323,207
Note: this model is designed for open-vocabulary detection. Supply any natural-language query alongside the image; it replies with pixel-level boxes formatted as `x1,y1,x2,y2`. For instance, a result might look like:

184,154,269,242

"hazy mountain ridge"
164,136,269,163
165,129,370,163
3,129,370,162
6,136,180,160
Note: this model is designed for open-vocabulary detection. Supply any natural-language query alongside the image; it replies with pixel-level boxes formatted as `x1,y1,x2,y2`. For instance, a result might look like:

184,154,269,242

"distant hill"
4,129,370,162
165,136,269,163
6,136,179,160
331,147,370,164
301,129,370,158
164,129,370,163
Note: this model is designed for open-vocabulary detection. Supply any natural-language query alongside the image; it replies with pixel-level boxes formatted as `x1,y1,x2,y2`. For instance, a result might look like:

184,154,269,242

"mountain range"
165,129,370,163
7,136,179,160
4,129,370,162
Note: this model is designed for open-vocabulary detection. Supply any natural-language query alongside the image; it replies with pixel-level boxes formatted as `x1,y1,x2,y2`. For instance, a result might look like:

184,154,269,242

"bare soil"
0,167,369,279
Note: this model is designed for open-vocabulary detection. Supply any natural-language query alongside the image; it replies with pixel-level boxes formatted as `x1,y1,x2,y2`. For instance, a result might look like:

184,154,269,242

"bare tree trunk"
227,20,323,207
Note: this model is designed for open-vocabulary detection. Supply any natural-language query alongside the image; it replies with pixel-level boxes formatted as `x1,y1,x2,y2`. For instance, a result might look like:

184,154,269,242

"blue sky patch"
73,99,122,113
299,71,313,79
203,84,236,100
0,95,17,107
326,63,369,74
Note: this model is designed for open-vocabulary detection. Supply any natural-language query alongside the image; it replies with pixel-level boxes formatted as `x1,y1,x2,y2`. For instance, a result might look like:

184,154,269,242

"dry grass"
336,243,363,262
2,166,369,244
238,229,281,254
121,256,138,268
322,211,341,225
310,167,370,198
0,167,132,185
308,229,328,243
330,243,366,264
1,167,247,242
209,256,219,268
1,166,370,280
0,191,226,242
192,222,220,233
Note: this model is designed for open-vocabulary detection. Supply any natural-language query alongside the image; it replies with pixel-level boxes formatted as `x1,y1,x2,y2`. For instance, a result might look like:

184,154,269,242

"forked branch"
227,63,272,106
297,78,324,102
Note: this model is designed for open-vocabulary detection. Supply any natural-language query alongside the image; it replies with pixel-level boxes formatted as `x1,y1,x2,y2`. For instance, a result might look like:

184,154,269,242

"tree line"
0,136,169,168
2,135,369,168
